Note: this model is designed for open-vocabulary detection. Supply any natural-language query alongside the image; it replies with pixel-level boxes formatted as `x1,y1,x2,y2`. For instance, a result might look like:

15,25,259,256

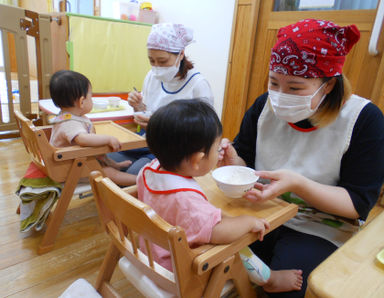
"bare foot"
263,269,303,293
117,160,133,169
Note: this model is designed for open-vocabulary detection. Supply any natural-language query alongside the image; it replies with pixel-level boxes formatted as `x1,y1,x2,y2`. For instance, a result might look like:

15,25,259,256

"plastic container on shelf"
120,0,140,21
138,9,157,24
140,2,152,10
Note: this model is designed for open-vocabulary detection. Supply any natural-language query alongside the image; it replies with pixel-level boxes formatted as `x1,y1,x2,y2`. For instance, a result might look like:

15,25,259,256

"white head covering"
147,23,194,52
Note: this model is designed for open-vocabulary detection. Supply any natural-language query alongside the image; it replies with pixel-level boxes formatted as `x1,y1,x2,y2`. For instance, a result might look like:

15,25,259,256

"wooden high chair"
90,171,257,298
14,111,146,254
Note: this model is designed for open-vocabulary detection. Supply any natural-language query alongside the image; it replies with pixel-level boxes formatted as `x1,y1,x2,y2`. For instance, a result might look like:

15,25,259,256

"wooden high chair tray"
94,121,144,146
197,173,297,231
193,173,298,274
54,121,146,161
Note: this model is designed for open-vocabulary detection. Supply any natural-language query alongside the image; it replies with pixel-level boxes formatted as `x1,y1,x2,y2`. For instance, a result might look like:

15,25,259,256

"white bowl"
133,111,152,116
92,99,108,110
108,97,121,108
212,166,259,198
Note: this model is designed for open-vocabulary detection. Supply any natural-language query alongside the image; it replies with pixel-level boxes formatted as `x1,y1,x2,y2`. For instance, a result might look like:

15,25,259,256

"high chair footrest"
59,278,101,298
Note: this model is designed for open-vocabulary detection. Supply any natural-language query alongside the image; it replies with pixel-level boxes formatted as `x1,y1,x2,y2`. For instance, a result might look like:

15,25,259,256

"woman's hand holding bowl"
244,169,301,203
133,111,152,129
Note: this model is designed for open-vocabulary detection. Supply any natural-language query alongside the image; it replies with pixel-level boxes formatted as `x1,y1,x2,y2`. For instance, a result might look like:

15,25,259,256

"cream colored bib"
256,94,369,246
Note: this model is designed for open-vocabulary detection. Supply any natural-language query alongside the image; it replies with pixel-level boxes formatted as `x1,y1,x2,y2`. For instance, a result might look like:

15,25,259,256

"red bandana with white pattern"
270,19,360,78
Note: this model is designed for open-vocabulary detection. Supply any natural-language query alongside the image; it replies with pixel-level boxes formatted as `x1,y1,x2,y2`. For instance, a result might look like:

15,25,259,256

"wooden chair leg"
231,253,256,298
204,258,233,297
99,282,121,298
95,243,121,295
204,254,256,298
37,158,85,254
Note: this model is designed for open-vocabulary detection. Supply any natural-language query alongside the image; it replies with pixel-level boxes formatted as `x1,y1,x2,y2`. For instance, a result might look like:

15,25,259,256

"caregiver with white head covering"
129,23,214,128
108,23,214,176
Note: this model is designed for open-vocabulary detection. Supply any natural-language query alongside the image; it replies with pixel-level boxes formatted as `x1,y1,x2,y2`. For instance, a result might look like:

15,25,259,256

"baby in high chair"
137,99,303,293
49,70,136,186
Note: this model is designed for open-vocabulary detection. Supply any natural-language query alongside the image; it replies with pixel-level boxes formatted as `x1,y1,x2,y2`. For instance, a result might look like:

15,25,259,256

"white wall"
101,0,236,118
149,0,236,118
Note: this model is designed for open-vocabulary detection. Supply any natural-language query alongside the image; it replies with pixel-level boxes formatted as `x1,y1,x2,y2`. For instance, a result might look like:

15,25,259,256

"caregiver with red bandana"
219,19,384,297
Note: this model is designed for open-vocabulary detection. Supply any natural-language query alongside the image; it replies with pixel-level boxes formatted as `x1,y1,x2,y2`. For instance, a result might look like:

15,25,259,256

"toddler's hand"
250,218,270,241
108,136,121,152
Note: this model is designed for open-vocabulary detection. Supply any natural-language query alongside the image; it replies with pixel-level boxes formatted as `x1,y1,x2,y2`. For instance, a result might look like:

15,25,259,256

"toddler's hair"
49,70,91,108
146,99,222,171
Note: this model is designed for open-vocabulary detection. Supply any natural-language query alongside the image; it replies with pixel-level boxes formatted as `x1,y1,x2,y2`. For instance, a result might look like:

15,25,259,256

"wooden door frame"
221,0,261,140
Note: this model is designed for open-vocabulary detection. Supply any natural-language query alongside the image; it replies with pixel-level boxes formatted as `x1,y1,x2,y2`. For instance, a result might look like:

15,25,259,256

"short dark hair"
49,70,91,108
146,99,222,171
178,56,194,80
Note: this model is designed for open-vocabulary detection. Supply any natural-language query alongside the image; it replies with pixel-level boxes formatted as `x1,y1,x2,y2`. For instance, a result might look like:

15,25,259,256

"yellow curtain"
68,14,151,92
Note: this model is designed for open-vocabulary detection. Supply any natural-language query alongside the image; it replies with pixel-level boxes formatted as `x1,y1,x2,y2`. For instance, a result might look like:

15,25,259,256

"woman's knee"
107,152,135,164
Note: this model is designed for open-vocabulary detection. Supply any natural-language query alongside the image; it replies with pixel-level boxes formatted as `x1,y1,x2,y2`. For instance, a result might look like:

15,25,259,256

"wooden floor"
0,137,144,297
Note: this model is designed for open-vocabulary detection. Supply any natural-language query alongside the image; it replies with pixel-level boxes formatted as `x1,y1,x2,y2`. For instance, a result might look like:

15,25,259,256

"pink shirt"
137,159,222,271
50,113,92,147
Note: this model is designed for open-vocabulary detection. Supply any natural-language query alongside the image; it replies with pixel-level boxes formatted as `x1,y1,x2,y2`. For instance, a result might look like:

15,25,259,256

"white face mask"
152,54,181,82
268,83,326,123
